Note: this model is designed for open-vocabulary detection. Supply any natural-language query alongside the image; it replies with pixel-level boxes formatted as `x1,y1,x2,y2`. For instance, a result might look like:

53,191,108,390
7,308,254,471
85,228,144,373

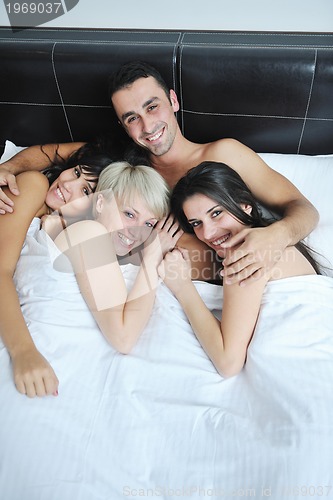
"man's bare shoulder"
201,137,247,160
199,137,268,179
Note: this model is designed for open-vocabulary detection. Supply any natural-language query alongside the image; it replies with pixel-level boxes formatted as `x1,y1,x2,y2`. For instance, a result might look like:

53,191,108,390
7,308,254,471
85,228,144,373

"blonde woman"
55,162,181,360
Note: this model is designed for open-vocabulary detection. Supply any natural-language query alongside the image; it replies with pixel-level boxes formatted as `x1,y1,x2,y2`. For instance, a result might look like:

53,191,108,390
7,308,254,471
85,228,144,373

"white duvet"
0,219,333,500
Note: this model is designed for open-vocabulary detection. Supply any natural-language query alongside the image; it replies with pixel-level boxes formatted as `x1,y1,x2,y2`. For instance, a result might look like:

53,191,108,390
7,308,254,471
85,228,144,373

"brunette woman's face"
183,193,251,258
95,191,158,256
45,166,96,217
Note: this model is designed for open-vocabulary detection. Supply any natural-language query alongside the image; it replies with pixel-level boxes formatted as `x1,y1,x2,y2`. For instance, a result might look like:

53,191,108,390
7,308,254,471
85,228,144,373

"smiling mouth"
210,233,231,247
118,232,135,246
146,129,163,142
56,187,65,202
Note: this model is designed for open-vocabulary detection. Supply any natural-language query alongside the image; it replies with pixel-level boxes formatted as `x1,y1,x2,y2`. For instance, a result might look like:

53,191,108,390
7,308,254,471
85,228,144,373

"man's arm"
207,138,319,284
0,142,85,213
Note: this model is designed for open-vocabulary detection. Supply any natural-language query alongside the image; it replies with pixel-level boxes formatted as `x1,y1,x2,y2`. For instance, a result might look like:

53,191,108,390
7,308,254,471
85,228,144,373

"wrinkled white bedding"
0,219,333,500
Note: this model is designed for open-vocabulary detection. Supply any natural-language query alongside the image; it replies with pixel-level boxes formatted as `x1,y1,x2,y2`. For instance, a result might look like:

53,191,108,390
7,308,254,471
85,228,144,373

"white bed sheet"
0,219,333,499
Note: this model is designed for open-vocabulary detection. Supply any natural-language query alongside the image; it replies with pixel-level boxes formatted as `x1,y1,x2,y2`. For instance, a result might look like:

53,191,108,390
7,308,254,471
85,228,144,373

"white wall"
0,0,332,31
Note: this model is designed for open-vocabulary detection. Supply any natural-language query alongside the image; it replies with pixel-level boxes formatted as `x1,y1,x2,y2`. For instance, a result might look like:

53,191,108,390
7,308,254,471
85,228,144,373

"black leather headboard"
1,27,333,157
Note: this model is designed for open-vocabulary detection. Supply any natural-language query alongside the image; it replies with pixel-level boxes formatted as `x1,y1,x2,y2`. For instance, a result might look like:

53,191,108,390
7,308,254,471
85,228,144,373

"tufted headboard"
0,27,333,157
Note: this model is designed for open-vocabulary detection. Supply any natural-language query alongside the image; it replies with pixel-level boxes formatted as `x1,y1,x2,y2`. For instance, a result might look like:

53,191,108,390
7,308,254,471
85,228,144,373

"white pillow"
259,153,333,275
0,140,26,163
1,141,332,274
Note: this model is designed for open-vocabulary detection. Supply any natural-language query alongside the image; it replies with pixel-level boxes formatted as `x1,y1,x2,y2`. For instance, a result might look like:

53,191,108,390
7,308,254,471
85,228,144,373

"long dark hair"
171,161,322,275
42,137,126,188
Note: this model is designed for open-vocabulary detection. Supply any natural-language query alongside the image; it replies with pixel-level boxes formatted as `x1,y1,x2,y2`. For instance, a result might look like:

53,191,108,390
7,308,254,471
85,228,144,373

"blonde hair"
93,161,170,219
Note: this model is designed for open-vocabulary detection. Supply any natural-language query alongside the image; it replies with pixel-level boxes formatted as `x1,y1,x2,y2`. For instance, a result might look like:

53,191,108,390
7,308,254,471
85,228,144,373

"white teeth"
118,233,134,246
211,234,230,246
56,187,65,202
147,130,163,141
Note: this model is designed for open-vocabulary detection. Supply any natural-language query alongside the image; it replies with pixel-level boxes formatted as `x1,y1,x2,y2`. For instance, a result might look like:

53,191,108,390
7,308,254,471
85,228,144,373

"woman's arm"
159,248,267,377
0,171,59,397
0,142,85,213
55,218,182,354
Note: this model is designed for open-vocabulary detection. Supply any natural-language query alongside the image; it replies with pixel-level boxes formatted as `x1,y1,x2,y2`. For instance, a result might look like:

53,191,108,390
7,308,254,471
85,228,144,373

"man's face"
111,76,180,157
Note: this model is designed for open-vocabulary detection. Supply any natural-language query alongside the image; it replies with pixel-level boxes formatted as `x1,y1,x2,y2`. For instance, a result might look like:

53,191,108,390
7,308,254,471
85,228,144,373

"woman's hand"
158,247,192,295
11,348,59,398
143,215,183,265
0,166,20,214
41,212,66,240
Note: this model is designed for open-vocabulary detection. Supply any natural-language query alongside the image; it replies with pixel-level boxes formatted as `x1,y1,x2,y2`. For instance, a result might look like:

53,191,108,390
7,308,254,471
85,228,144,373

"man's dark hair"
109,61,171,102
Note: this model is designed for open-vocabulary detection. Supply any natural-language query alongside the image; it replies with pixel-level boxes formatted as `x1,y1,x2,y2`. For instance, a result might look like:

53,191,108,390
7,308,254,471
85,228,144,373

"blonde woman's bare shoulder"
54,220,108,252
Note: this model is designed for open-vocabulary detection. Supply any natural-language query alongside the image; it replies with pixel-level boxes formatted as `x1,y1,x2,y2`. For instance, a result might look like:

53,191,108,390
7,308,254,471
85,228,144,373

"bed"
0,28,333,500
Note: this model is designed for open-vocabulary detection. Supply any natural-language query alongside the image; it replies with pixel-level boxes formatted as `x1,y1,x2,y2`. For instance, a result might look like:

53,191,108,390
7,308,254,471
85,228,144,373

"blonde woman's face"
95,192,158,256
